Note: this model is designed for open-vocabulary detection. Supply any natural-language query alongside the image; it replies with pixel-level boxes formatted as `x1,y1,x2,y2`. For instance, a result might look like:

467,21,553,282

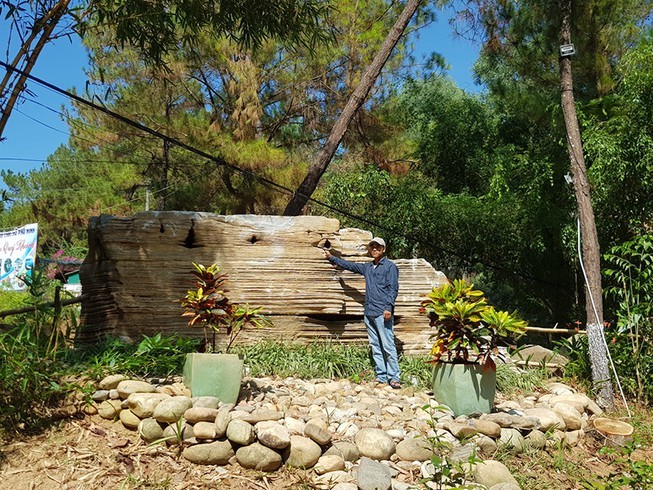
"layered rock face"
80,212,447,354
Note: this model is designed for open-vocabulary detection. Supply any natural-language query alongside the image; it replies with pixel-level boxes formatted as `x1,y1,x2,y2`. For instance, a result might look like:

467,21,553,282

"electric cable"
576,218,631,416
1,60,569,290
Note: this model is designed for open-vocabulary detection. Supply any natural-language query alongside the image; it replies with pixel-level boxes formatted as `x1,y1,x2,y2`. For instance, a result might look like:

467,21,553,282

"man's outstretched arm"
324,249,366,275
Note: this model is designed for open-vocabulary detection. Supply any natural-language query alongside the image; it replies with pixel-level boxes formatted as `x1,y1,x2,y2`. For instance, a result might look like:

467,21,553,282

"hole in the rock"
250,235,258,244
160,223,165,233
183,226,197,248
324,239,331,249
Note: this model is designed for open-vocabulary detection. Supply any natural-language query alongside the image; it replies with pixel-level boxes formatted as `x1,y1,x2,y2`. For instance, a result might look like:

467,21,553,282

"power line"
0,60,567,290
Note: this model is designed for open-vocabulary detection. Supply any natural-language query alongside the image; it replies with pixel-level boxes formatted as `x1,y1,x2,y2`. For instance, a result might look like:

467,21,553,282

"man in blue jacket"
324,237,401,389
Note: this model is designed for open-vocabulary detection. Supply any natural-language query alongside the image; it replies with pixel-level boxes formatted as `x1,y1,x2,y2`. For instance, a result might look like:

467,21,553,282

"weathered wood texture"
80,212,447,354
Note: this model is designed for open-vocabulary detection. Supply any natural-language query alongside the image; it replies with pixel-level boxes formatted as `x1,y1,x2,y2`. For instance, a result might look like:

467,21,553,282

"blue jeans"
364,314,400,383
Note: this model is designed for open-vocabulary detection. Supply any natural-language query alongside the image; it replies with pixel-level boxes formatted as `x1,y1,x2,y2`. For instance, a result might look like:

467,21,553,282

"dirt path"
0,415,313,490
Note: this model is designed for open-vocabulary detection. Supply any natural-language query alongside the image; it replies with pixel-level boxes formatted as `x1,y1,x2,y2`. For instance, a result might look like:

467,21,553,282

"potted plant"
181,262,270,403
420,279,527,416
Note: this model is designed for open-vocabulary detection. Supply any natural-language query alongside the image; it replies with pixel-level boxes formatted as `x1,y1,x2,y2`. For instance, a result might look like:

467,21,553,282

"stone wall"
80,212,447,353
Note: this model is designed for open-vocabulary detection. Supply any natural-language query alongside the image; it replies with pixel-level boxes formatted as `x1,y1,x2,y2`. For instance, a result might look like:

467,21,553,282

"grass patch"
496,362,550,397
233,340,433,388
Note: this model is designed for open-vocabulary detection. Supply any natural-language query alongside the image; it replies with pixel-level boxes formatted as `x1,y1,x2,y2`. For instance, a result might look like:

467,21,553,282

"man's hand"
323,249,332,260
383,310,392,320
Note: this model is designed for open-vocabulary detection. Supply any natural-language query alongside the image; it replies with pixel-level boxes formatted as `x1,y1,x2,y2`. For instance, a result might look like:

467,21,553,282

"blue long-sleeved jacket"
328,255,399,317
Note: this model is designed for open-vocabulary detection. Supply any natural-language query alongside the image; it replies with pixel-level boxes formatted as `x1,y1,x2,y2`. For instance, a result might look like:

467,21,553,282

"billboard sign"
0,223,38,291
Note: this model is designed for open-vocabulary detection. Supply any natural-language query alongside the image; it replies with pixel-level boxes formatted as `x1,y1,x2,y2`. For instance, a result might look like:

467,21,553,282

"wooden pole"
0,294,87,318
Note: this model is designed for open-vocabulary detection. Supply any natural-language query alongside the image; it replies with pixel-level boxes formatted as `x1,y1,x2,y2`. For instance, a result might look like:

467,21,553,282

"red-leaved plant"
181,263,269,352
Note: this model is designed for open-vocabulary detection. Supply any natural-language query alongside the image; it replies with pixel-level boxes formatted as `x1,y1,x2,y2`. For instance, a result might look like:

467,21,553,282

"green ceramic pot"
431,362,496,417
183,353,244,404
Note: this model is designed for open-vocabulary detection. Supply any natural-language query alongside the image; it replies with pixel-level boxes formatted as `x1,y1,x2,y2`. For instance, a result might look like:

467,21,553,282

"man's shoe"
389,380,401,389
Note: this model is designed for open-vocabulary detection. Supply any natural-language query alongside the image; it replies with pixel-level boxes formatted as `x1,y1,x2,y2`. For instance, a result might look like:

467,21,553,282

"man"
324,237,401,389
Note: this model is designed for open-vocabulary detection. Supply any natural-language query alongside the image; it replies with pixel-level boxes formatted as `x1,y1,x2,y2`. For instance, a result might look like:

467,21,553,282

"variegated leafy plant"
181,262,269,352
420,279,527,370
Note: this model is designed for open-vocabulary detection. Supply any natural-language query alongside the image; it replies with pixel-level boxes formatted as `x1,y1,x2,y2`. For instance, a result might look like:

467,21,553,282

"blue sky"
0,3,481,176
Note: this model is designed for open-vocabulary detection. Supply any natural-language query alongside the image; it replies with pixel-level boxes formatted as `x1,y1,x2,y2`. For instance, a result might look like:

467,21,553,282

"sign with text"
0,223,38,291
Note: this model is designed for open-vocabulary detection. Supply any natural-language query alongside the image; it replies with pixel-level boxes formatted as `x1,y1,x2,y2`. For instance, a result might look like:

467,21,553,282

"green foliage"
583,442,653,489
233,340,374,381
69,334,200,380
181,263,270,352
86,0,331,64
419,404,482,489
0,270,81,434
603,234,653,405
421,279,527,367
495,363,549,397
233,339,431,386
0,146,141,249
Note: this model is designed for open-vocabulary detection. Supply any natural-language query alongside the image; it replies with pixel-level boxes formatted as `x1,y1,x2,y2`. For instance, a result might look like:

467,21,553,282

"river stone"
316,471,350,485
324,441,361,462
357,457,392,490
355,428,396,461
163,422,194,446
192,396,221,409
119,409,141,430
126,393,171,418
306,417,328,430
194,421,218,440
314,454,346,474
184,407,219,424
512,345,568,367
256,421,291,449
239,409,283,424
446,422,478,439
98,399,122,419
523,408,566,431
473,460,520,488
331,483,357,490
153,396,193,423
284,416,306,435
479,413,518,428
586,398,604,416
215,407,231,438
284,435,322,468
471,419,502,438
395,437,434,462
474,434,498,454
92,390,110,402
182,440,234,465
564,429,583,446
489,484,521,490
549,394,589,414
525,429,547,449
547,382,575,395
499,428,526,452
226,419,255,445
236,442,282,471
138,418,164,442
117,380,156,399
305,422,333,445
99,374,128,390
552,403,582,430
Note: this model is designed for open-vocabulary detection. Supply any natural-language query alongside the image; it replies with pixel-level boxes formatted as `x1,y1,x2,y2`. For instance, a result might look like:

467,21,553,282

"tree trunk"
0,0,70,140
559,0,613,408
283,0,422,216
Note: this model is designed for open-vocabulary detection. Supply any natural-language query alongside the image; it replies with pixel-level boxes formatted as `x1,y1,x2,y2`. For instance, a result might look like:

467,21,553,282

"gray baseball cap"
369,237,386,248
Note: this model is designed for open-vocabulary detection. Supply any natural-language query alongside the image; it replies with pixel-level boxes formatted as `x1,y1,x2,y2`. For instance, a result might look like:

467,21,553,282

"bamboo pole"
525,326,586,334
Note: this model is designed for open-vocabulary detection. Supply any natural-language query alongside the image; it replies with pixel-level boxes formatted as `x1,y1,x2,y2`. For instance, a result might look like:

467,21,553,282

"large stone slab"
79,213,447,354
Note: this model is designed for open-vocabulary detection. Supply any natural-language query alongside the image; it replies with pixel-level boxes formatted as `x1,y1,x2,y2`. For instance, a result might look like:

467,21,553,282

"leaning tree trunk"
283,0,422,216
559,0,613,408
0,0,70,140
